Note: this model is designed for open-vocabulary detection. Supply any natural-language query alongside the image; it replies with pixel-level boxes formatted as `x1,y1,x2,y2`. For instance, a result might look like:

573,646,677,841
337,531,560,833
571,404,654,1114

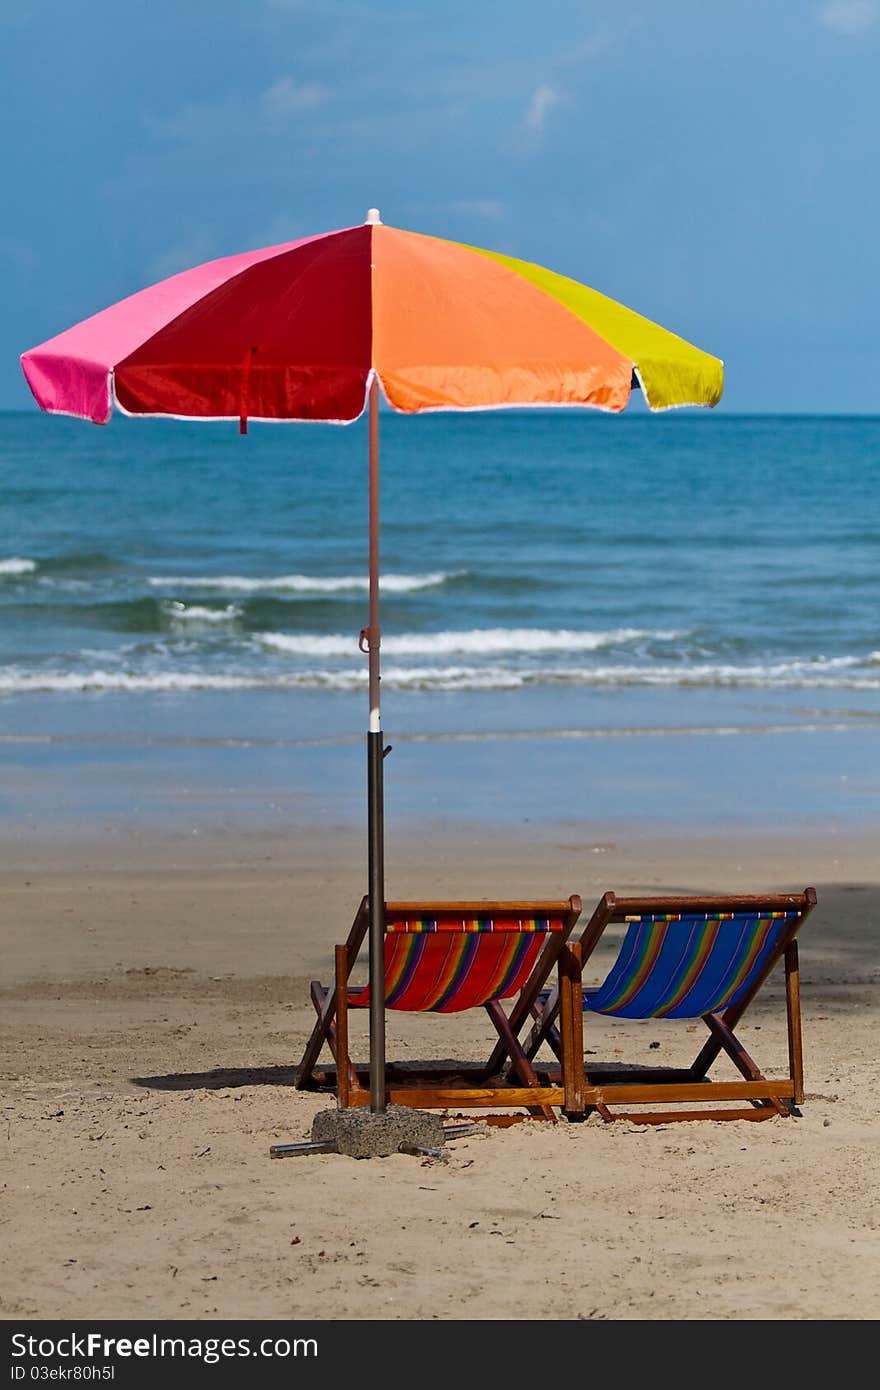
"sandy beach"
2,820,878,1321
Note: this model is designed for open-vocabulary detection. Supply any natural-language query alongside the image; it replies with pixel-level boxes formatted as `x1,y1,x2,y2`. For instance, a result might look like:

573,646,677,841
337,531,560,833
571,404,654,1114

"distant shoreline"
5,406,880,419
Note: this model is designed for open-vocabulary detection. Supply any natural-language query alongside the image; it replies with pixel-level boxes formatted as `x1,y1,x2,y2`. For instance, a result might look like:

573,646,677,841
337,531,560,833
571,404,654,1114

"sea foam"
161,601,243,625
148,572,456,594
258,627,683,658
0,557,37,576
4,652,879,694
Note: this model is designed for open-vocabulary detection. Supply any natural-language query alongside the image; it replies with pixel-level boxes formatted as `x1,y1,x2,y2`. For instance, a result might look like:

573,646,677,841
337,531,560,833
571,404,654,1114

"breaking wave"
147,571,458,594
0,557,37,576
258,627,684,658
2,651,879,694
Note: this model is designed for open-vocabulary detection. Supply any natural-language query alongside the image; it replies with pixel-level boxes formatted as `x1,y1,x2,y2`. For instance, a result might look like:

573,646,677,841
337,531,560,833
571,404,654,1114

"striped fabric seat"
296,895,582,1115
349,915,563,1014
586,910,803,1020
521,889,816,1124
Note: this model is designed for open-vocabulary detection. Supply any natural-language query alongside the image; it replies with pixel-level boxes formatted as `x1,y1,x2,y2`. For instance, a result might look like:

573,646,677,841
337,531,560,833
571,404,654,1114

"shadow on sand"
132,1064,299,1091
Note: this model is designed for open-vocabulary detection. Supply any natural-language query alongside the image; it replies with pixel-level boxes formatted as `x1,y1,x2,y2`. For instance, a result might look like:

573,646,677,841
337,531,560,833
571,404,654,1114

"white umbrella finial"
365,208,382,225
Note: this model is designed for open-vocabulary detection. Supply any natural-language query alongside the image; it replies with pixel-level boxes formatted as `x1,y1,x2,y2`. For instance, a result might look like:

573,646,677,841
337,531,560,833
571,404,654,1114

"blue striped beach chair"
524,889,817,1123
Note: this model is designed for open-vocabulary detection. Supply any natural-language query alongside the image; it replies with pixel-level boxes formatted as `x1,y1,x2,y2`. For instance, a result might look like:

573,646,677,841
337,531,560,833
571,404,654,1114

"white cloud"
817,1,877,34
0,237,38,272
557,26,616,67
149,78,330,146
448,199,505,220
524,83,562,134
148,230,218,281
261,77,330,118
147,98,240,142
247,213,307,248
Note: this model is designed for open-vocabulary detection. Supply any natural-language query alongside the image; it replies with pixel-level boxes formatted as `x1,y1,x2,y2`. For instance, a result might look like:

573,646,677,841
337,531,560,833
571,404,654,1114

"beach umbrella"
20,210,723,1114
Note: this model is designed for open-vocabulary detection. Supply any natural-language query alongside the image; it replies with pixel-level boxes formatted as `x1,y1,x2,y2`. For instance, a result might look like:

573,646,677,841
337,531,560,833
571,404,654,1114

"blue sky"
3,0,878,412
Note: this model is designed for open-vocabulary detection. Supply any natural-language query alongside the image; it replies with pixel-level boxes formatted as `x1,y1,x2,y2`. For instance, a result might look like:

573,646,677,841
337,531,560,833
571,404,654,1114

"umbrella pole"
366,376,386,1113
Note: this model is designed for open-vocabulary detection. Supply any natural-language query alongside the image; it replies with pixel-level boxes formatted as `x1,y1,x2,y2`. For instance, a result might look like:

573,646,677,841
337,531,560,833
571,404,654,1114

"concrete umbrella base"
269,1105,476,1160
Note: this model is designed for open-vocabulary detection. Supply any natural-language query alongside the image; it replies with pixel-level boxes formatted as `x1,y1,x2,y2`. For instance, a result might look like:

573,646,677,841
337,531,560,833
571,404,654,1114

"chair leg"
484,1002,556,1122
521,987,563,1063
560,948,586,1119
689,1026,721,1082
295,982,335,1088
689,924,808,1086
300,976,358,1097
483,932,571,1078
689,996,753,1082
702,1012,788,1118
296,900,371,1091
543,1021,564,1064
785,940,805,1105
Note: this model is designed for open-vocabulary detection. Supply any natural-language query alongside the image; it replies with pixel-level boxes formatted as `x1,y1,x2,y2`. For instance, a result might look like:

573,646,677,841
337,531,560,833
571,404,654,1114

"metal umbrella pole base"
270,1109,477,1160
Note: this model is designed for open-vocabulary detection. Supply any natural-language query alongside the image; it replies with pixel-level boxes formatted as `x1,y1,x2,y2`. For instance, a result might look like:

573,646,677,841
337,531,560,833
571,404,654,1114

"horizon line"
1,406,880,422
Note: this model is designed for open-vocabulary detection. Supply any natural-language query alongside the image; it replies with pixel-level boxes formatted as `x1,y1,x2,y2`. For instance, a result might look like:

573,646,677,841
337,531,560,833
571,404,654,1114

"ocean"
2,410,879,833
4,410,880,696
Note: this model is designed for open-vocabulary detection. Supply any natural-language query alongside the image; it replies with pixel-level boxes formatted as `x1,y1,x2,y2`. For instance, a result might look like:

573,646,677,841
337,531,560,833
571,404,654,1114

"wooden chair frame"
296,895,582,1119
521,888,816,1124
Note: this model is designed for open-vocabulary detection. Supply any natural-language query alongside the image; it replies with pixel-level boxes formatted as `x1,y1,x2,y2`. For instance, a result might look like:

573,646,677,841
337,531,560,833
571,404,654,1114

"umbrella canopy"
21,210,723,1119
21,214,722,428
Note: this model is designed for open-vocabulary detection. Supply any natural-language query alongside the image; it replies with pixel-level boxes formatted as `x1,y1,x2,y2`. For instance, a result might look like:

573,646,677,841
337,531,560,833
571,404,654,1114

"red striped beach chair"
524,889,816,1123
296,895,582,1119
